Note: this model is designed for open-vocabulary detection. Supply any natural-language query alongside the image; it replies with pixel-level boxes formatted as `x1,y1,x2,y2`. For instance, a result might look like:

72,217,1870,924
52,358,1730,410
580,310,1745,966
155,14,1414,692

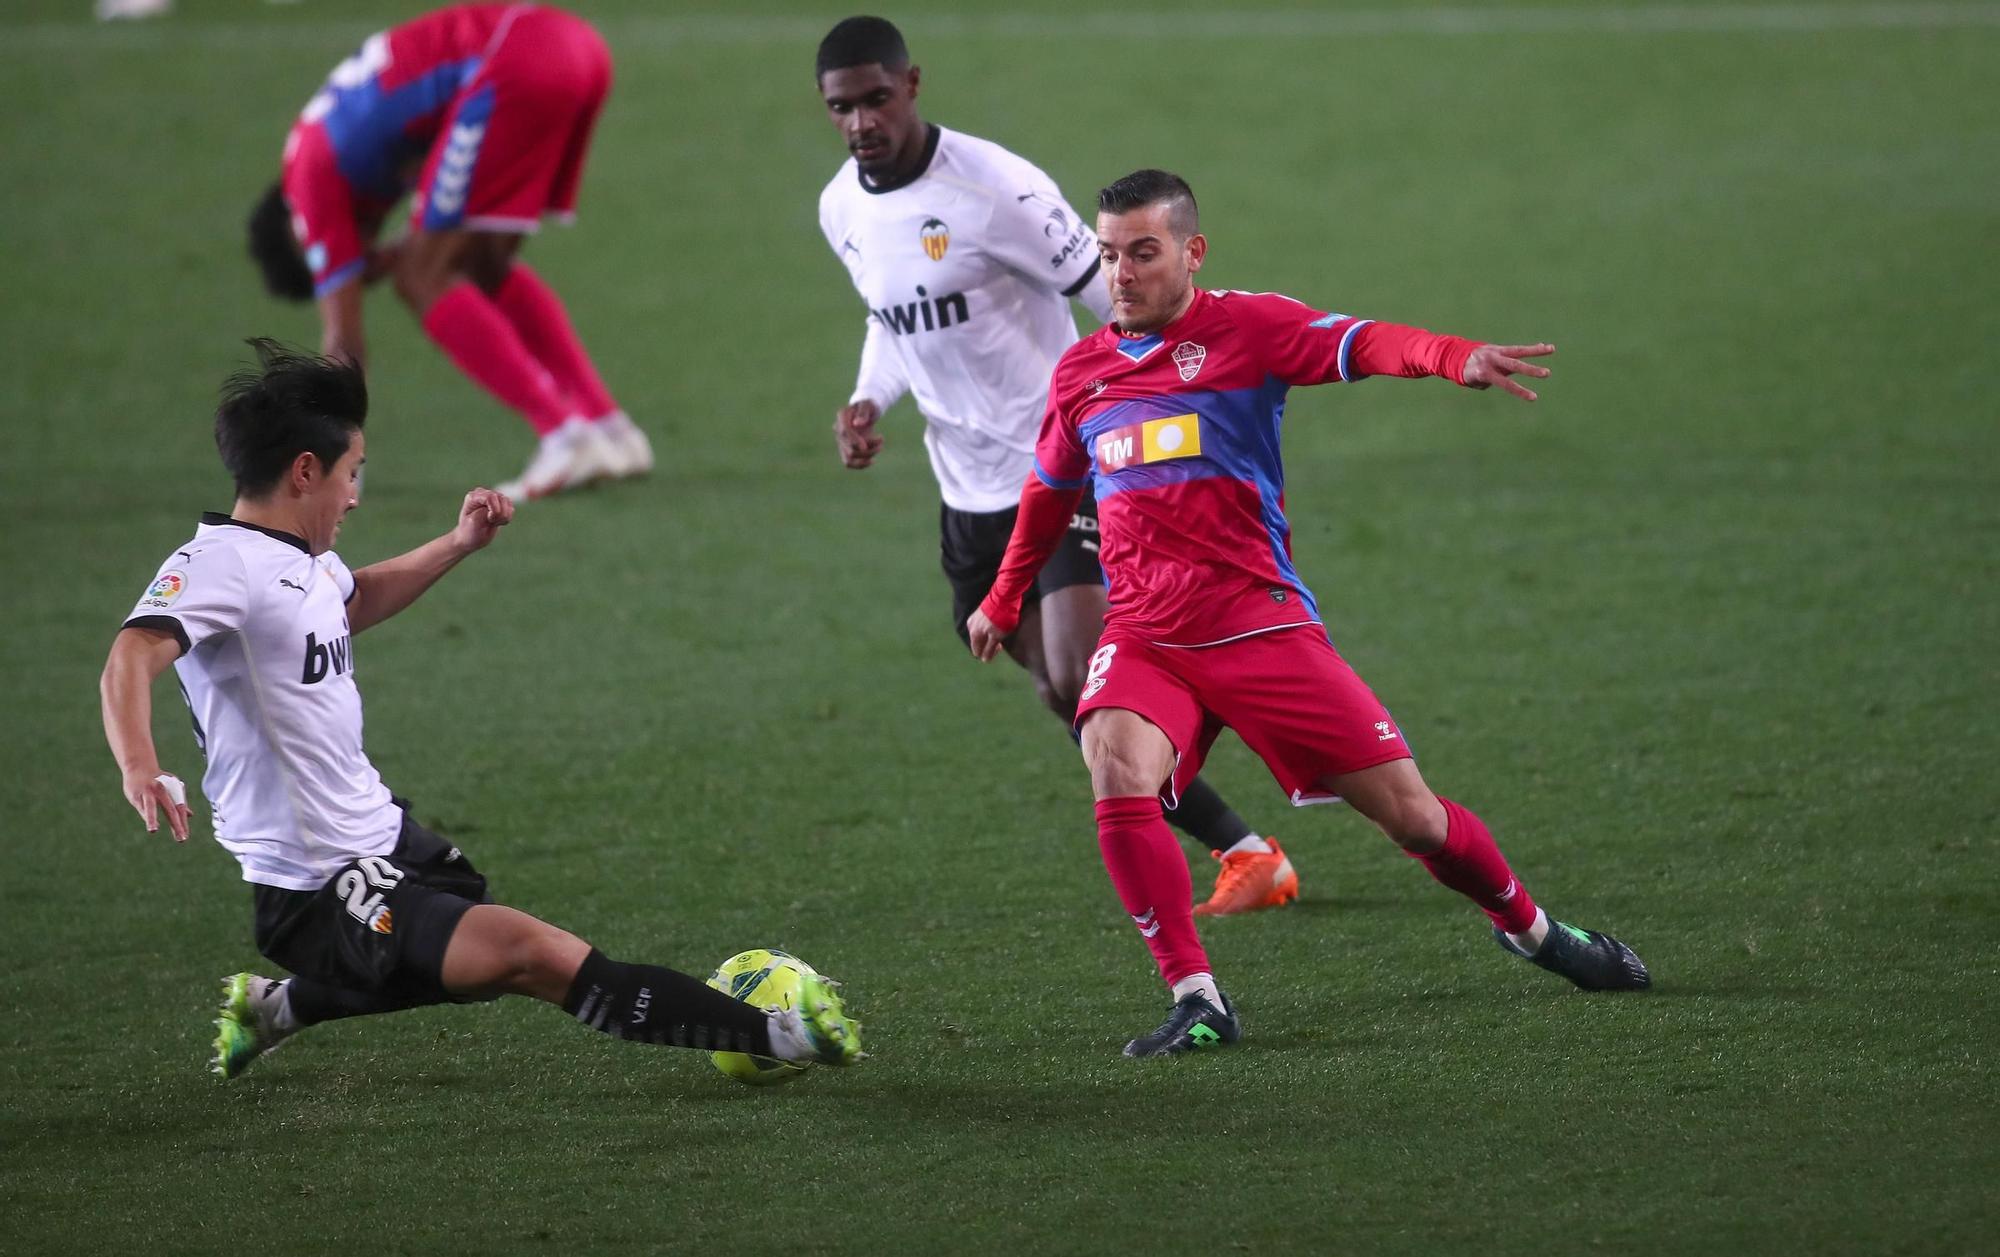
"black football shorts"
942,486,1103,644
251,806,491,1003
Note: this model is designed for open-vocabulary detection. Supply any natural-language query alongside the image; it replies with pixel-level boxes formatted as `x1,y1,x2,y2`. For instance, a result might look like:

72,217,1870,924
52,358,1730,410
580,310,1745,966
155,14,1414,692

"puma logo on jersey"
872,285,970,335
301,630,352,684
277,578,308,594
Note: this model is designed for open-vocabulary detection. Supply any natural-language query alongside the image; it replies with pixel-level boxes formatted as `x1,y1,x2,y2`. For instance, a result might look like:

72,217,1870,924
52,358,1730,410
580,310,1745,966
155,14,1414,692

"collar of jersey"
201,511,311,554
858,124,942,195
1105,288,1209,358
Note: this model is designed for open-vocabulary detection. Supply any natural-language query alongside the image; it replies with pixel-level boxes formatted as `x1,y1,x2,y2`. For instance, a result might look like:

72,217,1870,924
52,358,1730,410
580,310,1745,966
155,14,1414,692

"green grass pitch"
3,1,1996,1252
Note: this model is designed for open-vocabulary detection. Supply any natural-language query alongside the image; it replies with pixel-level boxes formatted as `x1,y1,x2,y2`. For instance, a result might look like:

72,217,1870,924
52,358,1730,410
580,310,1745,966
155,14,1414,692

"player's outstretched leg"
211,973,294,1080
443,906,862,1066
1333,763,1649,992
1493,919,1650,991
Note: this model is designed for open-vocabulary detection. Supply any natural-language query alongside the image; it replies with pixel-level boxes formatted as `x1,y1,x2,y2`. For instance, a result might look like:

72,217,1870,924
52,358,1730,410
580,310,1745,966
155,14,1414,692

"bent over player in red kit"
966,169,1650,1057
246,3,651,501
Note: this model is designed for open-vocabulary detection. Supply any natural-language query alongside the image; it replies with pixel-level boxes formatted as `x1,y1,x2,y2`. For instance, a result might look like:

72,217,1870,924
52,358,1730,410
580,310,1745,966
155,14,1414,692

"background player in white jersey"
100,341,859,1080
813,17,1295,914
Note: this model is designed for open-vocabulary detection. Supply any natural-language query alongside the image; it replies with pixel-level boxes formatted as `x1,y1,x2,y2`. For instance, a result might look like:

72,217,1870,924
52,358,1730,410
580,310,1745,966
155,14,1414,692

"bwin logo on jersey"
919,217,950,261
301,631,353,685
872,285,970,335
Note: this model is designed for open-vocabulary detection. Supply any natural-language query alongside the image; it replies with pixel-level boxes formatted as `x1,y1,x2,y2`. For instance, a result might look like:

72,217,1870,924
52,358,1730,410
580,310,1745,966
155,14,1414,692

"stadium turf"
2,2,1995,1252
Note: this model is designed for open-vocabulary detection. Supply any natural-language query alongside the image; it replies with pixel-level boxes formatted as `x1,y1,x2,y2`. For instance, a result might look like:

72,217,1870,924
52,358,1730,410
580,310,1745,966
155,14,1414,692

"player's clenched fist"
834,399,884,469
454,487,515,553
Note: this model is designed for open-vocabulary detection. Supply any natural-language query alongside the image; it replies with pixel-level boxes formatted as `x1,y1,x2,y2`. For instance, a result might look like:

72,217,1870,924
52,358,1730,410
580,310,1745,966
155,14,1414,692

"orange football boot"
1194,838,1299,915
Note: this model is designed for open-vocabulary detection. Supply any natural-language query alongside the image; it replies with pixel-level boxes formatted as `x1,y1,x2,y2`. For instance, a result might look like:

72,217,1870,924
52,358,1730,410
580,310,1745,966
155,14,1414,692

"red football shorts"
415,6,612,234
1073,624,1413,808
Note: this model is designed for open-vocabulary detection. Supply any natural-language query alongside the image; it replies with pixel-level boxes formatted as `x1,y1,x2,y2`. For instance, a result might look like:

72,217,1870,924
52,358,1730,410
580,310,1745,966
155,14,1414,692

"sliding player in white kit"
100,341,860,1080
814,17,1297,913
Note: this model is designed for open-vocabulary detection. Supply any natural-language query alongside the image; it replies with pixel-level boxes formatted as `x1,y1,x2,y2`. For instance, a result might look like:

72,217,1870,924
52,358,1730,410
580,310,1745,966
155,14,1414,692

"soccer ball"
704,948,816,1086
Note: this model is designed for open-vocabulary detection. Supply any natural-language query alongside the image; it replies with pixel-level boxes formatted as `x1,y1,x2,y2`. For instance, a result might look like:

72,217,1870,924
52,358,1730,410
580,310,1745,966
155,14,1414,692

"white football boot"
497,417,613,501
590,411,654,482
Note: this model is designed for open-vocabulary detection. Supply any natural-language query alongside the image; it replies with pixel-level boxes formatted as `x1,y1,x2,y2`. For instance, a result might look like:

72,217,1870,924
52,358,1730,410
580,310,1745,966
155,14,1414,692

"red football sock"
493,263,620,421
1414,797,1541,934
1095,796,1210,987
420,281,573,435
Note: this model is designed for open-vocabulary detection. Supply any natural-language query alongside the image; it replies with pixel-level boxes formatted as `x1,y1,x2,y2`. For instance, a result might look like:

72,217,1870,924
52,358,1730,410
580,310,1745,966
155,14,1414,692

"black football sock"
561,949,773,1054
286,977,439,1027
1162,776,1253,854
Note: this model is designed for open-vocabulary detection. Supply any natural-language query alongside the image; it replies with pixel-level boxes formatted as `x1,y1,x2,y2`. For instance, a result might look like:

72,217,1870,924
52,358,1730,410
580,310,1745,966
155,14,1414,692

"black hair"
246,182,314,303
1098,169,1200,240
816,16,909,78
215,338,367,498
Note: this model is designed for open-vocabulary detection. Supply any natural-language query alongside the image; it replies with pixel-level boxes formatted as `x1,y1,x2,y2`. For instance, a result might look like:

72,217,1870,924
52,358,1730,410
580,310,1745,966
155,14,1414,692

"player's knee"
392,257,453,311
513,923,587,989
1038,672,1080,725
1378,793,1448,853
1085,741,1168,800
464,239,520,293
1044,664,1085,722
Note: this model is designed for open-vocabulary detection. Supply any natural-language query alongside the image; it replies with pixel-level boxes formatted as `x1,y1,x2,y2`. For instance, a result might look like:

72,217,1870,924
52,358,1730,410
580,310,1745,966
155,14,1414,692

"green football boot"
792,970,863,1066
211,973,294,1080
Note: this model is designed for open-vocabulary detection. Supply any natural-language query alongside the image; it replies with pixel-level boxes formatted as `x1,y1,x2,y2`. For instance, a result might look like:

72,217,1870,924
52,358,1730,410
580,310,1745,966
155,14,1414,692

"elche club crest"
1172,342,1206,381
919,217,950,261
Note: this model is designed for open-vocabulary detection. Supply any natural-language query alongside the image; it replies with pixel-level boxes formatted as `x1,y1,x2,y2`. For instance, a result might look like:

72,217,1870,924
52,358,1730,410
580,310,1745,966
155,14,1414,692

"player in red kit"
245,3,651,501
966,170,1650,1057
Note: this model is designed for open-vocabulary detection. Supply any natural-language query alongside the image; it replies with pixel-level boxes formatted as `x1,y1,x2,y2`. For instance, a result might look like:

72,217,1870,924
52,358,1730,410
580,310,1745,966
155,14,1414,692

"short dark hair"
246,182,314,303
215,338,367,498
1098,169,1200,240
816,16,909,78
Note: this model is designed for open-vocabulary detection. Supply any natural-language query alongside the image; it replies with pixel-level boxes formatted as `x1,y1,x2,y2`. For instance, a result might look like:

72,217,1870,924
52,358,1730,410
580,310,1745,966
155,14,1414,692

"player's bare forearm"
348,488,513,633
102,627,194,839
100,629,178,775
316,285,367,368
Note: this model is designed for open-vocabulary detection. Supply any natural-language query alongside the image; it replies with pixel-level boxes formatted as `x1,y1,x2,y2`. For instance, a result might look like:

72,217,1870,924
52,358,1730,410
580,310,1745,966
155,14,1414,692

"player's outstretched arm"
100,627,193,842
1461,343,1555,402
347,488,514,634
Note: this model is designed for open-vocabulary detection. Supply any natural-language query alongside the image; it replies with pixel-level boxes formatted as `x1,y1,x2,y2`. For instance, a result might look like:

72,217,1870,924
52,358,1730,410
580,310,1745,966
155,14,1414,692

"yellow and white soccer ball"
704,948,817,1086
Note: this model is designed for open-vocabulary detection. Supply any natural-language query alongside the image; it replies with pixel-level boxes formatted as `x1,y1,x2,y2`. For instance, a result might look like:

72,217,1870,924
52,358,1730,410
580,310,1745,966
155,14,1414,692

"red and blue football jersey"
281,5,515,296
1020,288,1478,646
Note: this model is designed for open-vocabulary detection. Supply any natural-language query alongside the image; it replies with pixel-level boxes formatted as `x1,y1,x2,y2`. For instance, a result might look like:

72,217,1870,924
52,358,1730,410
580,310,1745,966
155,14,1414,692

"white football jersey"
124,514,400,890
820,125,1114,512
